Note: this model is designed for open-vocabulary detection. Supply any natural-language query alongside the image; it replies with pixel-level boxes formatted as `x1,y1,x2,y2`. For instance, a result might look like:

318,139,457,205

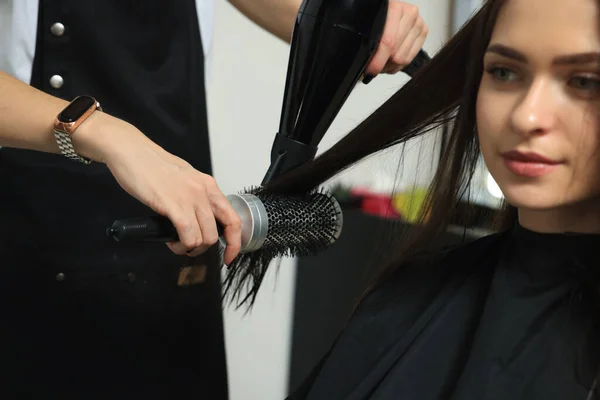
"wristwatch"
53,95,102,164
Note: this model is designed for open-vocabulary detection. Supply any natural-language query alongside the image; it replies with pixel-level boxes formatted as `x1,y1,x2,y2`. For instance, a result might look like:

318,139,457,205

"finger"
364,43,391,79
185,244,210,258
178,185,219,257
166,241,186,256
390,5,415,56
209,192,242,266
364,5,397,77
387,24,422,73
407,30,428,71
191,198,220,255
391,25,428,74
167,239,200,256
165,209,203,255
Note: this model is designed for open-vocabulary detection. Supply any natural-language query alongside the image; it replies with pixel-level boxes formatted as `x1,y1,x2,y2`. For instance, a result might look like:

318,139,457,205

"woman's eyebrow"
486,43,600,65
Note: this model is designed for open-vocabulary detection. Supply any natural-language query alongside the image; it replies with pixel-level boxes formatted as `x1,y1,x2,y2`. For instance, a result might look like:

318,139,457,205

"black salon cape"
288,225,600,400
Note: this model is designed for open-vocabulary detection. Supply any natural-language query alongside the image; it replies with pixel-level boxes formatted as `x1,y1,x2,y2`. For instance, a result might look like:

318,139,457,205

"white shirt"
0,0,215,85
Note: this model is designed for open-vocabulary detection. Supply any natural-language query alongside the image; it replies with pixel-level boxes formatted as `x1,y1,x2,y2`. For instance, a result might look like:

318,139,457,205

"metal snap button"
50,22,65,36
49,75,64,89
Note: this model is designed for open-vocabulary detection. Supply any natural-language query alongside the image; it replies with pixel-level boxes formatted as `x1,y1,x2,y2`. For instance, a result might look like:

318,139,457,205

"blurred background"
204,0,500,399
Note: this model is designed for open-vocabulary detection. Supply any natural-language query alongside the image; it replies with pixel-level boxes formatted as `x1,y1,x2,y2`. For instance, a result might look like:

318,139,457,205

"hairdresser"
0,0,427,398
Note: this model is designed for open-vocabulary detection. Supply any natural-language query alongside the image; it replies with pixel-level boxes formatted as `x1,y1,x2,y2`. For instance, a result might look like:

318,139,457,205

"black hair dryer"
261,0,430,184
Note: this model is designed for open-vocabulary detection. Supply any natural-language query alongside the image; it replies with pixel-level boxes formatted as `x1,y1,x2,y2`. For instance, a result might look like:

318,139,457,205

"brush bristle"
222,186,342,309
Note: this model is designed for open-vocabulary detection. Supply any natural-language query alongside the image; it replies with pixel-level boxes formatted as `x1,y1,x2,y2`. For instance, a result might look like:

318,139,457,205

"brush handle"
107,215,224,243
108,194,269,253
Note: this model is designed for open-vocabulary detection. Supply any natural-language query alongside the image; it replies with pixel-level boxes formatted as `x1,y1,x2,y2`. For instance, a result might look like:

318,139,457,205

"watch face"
58,96,96,123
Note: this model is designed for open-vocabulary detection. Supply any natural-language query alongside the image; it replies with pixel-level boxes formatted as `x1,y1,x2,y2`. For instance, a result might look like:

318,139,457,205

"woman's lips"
501,150,562,178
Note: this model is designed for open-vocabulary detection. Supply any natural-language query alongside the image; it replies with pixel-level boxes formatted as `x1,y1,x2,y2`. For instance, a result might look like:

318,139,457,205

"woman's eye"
487,67,519,82
569,76,600,92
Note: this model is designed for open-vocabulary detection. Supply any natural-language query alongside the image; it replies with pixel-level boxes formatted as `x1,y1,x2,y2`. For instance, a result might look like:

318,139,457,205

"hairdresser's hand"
75,112,243,265
363,1,428,82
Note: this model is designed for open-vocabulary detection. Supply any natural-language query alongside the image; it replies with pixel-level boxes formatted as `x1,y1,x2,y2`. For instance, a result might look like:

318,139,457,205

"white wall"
206,1,452,399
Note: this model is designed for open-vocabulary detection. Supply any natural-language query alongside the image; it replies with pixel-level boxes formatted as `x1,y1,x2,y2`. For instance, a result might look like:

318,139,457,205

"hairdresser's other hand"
76,112,243,265
364,1,428,81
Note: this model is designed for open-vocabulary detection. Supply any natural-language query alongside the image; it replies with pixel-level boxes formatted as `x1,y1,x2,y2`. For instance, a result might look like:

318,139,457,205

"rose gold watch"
53,95,102,164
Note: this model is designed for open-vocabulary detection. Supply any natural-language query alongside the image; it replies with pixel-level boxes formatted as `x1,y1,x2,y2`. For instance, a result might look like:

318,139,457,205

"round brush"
107,188,343,306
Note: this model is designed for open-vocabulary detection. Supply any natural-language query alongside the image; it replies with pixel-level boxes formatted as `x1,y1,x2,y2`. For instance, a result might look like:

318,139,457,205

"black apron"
0,1,228,398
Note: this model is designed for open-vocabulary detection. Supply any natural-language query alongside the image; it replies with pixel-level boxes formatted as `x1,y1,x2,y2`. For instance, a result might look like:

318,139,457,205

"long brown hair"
224,0,515,307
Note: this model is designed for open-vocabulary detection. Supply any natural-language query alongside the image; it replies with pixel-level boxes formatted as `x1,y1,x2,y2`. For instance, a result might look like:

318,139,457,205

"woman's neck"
518,199,600,234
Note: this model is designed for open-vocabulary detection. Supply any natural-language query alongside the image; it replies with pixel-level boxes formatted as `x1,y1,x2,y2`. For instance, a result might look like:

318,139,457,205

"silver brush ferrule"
330,195,343,242
219,193,268,253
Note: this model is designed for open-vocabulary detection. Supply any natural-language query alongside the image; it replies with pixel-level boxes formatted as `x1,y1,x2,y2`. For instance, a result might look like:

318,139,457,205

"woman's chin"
499,186,569,211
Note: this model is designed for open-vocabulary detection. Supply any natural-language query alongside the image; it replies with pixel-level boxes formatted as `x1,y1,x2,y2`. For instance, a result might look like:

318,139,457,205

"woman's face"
477,0,600,232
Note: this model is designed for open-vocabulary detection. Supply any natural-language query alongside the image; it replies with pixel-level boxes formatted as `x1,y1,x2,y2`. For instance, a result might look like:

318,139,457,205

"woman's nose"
510,78,557,138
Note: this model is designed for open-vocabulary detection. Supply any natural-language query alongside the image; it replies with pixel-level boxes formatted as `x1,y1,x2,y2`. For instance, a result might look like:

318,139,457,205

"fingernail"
363,74,374,85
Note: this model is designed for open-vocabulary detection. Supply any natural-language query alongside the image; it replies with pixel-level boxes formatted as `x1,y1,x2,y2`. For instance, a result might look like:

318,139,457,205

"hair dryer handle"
401,49,431,77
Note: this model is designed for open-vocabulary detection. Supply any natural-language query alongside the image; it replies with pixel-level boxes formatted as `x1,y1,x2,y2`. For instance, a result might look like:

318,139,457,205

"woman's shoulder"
421,229,509,278
285,231,510,400
431,229,509,270
361,230,508,310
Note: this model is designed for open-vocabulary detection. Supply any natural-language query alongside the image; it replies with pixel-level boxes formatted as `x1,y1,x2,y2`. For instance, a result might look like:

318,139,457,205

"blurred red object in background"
350,188,402,219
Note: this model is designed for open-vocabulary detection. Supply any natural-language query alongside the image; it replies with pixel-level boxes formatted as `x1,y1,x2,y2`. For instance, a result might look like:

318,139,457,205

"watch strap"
53,128,92,164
